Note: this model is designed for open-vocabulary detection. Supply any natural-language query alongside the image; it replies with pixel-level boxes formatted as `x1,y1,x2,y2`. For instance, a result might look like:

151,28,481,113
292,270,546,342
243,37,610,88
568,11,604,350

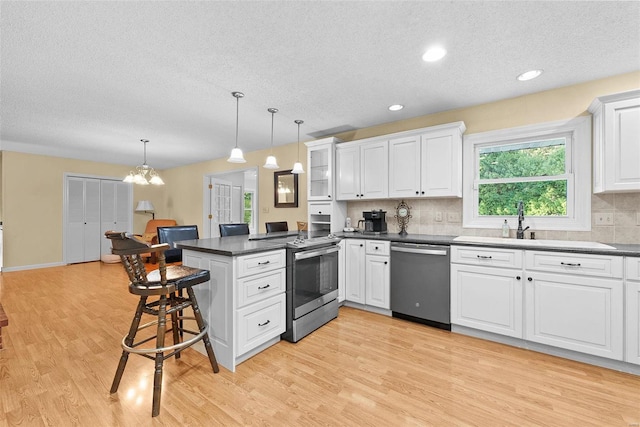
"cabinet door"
450,264,523,338
338,240,346,303
626,281,640,365
603,98,640,192
421,128,462,197
360,141,388,199
336,145,360,200
525,272,623,360
308,143,333,200
389,136,421,198
365,254,390,309
344,240,365,304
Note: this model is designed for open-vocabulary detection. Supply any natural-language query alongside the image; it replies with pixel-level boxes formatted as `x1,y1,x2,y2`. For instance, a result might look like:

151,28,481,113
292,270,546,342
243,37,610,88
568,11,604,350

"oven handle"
294,245,340,260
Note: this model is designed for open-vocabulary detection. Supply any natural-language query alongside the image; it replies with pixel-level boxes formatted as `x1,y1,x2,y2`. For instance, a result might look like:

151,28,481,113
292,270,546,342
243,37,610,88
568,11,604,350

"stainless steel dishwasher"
390,242,451,330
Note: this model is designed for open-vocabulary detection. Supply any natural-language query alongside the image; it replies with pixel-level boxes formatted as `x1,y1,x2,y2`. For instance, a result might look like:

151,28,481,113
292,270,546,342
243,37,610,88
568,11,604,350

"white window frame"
462,116,591,231
244,190,256,234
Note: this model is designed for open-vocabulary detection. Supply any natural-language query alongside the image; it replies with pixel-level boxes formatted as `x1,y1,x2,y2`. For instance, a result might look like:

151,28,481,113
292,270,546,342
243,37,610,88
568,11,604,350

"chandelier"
123,139,164,185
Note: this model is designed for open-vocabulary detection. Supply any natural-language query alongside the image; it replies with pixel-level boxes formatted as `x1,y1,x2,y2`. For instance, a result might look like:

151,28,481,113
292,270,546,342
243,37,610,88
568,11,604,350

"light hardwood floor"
1,261,639,426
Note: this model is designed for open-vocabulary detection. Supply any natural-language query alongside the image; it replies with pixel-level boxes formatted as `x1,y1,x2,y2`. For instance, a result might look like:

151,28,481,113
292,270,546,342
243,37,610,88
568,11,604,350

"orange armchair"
137,219,177,262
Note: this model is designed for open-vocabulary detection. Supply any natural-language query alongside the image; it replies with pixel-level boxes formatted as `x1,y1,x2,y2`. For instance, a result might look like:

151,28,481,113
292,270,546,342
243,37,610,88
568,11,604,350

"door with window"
207,177,233,238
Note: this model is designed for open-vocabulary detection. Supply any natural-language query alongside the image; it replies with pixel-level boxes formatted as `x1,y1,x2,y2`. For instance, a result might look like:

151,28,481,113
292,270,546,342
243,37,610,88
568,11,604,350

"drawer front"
365,240,390,256
236,294,286,356
237,249,286,278
451,245,523,269
308,202,332,215
237,269,286,308
627,256,640,281
526,251,623,278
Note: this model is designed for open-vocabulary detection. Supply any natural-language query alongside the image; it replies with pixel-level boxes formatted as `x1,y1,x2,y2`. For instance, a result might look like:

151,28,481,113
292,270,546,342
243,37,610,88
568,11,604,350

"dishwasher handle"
391,246,448,256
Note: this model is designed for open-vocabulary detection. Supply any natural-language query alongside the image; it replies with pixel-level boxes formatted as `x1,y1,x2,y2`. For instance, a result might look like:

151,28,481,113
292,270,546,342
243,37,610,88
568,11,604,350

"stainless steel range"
281,234,341,342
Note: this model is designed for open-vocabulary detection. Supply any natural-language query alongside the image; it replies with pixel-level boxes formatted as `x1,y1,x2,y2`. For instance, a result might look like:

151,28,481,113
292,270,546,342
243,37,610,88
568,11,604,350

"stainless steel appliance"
390,242,451,330
281,235,341,342
362,210,387,233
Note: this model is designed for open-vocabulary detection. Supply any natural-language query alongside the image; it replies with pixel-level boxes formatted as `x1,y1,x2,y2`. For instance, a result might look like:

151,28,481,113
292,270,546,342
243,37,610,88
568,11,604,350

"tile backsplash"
347,192,640,244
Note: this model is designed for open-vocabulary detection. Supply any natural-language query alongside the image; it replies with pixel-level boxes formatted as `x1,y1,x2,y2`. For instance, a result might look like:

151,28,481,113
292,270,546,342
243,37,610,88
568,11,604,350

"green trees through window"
478,138,568,216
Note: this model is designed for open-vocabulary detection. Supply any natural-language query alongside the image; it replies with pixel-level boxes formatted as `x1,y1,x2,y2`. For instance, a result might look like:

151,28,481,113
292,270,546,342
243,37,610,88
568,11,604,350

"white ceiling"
1,1,639,169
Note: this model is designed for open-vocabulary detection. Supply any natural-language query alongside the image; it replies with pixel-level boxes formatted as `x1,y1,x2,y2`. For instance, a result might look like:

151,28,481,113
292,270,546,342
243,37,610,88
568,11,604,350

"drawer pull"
477,255,492,259
560,262,581,267
257,260,271,265
258,284,270,290
258,320,271,327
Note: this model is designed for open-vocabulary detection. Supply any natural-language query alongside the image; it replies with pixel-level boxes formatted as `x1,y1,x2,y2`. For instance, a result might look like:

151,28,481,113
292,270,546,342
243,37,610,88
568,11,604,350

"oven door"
292,245,339,319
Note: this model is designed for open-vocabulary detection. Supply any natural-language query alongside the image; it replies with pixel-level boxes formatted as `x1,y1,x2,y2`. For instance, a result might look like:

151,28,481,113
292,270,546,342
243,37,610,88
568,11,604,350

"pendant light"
123,139,164,185
227,91,247,163
291,119,305,174
263,108,279,169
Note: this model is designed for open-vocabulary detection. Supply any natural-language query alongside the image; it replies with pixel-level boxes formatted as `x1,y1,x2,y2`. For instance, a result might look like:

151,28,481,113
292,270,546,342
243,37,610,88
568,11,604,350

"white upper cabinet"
589,89,640,193
306,137,341,201
336,139,388,200
389,122,465,198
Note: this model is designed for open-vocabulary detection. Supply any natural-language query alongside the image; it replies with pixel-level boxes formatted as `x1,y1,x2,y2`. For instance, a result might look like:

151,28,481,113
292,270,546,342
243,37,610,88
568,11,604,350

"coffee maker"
362,210,387,233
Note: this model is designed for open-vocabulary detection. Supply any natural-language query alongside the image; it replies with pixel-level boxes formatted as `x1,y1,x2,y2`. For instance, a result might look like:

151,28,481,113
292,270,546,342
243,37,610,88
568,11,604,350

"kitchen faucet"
516,200,530,239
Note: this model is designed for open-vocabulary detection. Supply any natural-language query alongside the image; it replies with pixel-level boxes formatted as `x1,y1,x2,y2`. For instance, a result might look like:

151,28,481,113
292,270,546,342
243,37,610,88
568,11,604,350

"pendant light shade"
263,108,280,169
123,139,164,185
291,119,305,174
227,91,247,163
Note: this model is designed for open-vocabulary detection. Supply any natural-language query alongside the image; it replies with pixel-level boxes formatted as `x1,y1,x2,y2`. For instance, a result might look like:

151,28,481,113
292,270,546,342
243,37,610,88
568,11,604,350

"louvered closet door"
66,177,101,263
100,181,131,256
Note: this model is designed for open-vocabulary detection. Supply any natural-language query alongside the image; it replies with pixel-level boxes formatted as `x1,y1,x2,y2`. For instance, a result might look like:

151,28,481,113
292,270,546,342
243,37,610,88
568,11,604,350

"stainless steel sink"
452,235,616,250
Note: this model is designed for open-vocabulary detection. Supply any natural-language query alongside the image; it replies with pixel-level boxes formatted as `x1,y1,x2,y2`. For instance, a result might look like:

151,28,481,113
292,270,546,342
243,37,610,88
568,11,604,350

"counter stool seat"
106,231,219,417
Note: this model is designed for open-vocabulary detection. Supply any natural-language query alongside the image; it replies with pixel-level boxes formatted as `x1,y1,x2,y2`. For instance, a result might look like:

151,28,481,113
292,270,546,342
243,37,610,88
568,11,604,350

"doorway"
203,168,258,238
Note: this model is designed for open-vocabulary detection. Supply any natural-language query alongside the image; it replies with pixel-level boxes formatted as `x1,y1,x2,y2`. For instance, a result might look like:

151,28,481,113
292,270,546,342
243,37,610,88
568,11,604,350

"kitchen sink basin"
452,235,616,250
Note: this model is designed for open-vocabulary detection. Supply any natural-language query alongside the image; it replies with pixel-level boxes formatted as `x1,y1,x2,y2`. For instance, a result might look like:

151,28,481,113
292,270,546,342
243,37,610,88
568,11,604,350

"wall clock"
394,200,412,235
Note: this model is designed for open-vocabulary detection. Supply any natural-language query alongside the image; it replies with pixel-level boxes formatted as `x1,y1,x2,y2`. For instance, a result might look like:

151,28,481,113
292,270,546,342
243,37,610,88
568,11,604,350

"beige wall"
1,71,639,269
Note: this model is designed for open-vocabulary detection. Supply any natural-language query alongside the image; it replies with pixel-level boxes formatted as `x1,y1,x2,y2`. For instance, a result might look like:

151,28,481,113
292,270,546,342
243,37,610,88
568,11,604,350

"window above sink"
462,116,592,231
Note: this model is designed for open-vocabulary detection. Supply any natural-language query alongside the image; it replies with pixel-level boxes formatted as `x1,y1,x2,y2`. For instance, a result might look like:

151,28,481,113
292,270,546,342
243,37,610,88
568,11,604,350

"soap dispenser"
502,219,510,238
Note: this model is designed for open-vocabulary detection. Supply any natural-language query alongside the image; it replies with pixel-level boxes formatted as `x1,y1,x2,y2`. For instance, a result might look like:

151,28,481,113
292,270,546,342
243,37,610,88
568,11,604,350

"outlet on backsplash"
447,212,460,223
637,212,640,226
595,212,614,226
435,212,443,222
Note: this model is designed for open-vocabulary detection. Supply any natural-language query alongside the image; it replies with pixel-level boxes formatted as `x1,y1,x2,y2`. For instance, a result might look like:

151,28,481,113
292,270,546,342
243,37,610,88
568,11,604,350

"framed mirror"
274,170,298,208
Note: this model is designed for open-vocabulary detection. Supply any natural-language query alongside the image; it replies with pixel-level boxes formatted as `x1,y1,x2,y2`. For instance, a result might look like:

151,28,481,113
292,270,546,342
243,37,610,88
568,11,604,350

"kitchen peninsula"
177,232,640,375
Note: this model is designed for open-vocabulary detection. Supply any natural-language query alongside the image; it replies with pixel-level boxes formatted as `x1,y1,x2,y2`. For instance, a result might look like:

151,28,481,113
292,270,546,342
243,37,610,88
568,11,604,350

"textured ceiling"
1,1,639,169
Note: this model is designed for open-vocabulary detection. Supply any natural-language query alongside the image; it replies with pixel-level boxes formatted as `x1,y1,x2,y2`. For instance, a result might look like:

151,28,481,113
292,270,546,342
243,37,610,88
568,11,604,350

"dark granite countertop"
176,231,640,257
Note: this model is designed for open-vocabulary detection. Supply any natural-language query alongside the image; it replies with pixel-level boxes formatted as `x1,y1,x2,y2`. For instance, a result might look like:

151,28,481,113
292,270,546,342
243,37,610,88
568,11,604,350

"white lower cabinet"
183,249,286,372
450,263,523,338
451,245,626,363
344,240,365,303
524,272,623,360
365,254,390,309
625,256,640,365
345,239,390,310
524,250,624,360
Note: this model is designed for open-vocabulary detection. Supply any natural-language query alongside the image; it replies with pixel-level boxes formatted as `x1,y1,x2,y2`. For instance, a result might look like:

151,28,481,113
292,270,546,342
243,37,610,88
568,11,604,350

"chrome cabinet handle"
258,260,271,265
560,262,581,267
258,320,270,327
516,276,521,280
477,255,492,259
528,277,533,281
258,284,270,290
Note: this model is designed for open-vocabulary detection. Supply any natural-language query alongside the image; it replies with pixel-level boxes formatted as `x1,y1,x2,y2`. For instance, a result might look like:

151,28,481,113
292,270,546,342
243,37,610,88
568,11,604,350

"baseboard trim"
2,262,65,272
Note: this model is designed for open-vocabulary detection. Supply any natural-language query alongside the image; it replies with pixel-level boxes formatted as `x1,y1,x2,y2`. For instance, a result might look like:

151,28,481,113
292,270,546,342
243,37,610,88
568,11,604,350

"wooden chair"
219,223,250,236
105,231,219,417
265,221,288,233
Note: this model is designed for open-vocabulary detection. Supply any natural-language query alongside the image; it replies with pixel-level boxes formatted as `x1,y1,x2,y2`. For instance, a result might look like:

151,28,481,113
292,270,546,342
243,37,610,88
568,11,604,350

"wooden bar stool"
105,231,219,417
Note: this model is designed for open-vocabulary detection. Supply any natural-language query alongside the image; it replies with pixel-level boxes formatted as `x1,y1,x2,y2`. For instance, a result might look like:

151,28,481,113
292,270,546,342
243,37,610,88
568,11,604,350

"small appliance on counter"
343,217,355,232
362,210,387,234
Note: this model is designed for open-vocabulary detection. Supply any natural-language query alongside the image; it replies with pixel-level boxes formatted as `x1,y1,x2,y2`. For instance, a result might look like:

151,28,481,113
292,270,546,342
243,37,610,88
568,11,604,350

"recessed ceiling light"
422,46,447,62
388,104,404,111
517,69,543,81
